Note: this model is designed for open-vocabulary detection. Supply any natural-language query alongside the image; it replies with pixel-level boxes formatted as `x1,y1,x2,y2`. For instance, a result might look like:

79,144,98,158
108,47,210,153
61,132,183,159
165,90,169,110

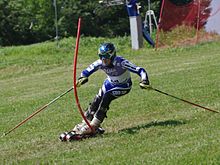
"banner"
159,0,212,31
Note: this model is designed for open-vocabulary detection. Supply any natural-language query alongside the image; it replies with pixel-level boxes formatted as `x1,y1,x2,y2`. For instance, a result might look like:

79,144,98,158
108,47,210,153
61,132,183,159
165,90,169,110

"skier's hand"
76,77,88,87
139,80,152,90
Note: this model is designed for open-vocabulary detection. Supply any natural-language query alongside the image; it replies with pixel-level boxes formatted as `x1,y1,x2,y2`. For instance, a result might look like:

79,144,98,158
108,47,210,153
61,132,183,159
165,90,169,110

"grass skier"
60,42,151,141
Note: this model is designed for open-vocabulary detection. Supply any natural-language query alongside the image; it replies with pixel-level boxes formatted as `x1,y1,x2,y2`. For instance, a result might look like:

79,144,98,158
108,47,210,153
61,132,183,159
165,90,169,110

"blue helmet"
98,43,116,60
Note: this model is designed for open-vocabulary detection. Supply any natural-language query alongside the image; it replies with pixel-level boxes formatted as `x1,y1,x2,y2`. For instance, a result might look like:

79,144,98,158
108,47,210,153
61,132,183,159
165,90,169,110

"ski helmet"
98,43,116,60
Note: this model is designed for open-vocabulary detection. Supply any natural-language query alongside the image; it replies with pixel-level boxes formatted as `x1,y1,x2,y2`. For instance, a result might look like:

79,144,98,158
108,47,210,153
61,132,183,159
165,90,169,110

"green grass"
0,37,220,164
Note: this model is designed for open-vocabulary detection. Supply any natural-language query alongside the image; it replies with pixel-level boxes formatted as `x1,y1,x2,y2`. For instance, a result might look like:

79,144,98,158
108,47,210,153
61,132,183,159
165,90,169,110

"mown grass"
0,37,220,164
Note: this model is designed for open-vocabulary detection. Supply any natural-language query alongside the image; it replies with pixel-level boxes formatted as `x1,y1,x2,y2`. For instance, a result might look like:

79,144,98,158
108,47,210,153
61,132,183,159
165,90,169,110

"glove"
76,77,88,87
139,80,152,90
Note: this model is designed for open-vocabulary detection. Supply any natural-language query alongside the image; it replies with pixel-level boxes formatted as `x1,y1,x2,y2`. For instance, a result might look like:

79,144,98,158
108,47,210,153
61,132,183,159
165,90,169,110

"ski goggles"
98,53,111,59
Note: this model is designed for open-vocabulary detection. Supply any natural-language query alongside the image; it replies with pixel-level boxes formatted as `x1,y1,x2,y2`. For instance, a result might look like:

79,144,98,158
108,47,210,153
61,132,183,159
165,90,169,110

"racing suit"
81,56,149,123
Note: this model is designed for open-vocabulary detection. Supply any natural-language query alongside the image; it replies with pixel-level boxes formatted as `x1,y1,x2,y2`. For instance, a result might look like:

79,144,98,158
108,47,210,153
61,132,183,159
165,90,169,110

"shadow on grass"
118,120,186,135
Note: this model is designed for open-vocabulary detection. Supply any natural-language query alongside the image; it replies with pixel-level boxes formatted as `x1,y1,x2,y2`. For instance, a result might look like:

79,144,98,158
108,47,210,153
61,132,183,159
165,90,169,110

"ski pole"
148,86,219,113
2,86,74,137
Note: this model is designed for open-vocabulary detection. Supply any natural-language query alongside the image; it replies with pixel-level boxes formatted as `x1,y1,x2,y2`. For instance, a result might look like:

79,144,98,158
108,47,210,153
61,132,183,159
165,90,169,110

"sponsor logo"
103,68,117,74
112,90,127,96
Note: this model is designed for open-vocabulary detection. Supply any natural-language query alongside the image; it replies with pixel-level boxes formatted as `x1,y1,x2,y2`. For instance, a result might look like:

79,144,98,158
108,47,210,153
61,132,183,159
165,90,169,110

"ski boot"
59,127,105,141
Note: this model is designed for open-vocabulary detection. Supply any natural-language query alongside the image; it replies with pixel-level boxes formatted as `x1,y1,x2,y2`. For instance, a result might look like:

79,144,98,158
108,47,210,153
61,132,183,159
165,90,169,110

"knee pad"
89,95,102,112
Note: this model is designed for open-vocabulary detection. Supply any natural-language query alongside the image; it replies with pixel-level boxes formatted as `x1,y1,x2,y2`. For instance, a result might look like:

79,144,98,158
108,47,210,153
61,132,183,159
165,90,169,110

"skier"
60,43,151,141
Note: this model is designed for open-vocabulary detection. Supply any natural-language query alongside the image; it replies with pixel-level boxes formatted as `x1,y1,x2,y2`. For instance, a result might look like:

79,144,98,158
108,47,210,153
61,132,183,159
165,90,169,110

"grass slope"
0,37,220,164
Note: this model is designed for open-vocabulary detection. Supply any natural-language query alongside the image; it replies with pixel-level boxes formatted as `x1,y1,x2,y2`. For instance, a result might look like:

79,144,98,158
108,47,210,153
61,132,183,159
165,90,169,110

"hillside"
0,37,220,164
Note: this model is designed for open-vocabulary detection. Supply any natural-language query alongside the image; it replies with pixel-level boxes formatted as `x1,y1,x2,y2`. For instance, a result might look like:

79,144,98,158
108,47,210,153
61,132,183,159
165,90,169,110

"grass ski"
59,127,105,141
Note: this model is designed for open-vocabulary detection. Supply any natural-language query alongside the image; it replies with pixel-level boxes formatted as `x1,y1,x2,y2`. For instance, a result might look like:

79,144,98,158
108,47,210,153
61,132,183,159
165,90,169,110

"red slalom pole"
3,87,74,137
72,18,93,132
151,87,219,114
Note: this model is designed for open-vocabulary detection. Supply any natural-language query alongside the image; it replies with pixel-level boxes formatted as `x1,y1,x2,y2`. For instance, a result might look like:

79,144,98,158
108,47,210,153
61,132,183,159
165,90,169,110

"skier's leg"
75,79,132,135
72,88,104,132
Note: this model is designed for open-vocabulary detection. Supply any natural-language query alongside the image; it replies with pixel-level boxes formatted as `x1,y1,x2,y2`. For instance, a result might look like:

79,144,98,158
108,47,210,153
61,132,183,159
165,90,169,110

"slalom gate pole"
72,18,94,132
3,87,73,137
150,87,219,113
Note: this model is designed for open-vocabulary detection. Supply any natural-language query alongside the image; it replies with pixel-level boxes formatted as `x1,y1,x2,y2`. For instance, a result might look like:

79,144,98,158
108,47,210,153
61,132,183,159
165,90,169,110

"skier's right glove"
76,76,88,87
139,79,152,90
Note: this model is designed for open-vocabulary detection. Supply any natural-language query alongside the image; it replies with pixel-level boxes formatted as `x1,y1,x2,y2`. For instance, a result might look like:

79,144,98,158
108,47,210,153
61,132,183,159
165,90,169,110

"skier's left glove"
76,76,88,87
139,79,152,90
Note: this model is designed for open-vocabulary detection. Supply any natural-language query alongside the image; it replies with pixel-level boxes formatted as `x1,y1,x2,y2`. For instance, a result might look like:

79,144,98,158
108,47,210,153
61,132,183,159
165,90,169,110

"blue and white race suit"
81,56,149,122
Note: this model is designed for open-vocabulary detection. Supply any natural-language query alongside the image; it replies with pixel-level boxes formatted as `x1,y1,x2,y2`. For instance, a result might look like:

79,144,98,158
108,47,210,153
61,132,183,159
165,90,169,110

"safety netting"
155,0,220,48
